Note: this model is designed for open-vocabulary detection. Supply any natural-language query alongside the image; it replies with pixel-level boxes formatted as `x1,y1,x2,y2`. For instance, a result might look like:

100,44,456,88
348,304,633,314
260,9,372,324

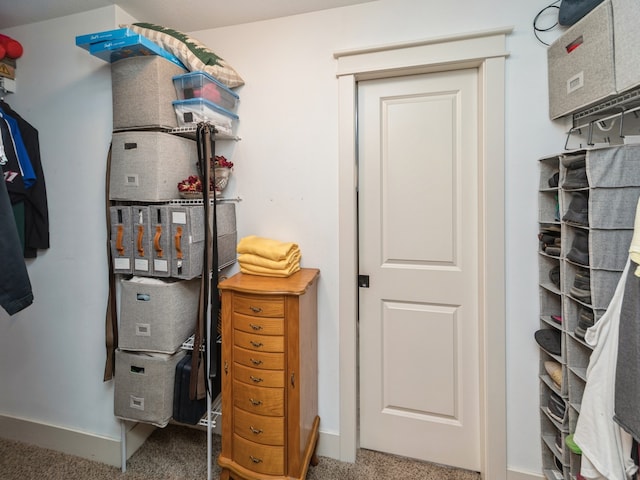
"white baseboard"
317,429,340,460
507,468,544,480
0,414,155,468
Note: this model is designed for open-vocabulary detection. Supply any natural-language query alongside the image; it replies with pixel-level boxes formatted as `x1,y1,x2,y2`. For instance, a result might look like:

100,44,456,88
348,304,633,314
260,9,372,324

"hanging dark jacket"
0,101,49,258
0,162,33,315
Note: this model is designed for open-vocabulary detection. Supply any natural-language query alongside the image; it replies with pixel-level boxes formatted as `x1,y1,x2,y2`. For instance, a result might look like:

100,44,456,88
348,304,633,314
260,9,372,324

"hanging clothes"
615,197,640,442
574,258,637,480
0,100,49,258
0,108,36,189
0,162,33,315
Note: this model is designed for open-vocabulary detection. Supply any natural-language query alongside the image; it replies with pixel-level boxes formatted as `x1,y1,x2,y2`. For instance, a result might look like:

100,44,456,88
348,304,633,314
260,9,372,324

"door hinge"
358,274,370,288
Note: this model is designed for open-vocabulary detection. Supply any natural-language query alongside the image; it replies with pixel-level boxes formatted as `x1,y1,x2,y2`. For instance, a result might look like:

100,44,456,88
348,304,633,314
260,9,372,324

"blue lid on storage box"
88,35,186,69
173,71,239,112
75,27,136,51
172,97,239,136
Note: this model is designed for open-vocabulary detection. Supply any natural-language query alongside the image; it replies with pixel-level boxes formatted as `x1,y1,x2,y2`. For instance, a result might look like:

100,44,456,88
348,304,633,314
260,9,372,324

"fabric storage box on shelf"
131,205,153,275
109,131,198,202
172,71,239,112
214,202,238,269
217,226,238,269
149,205,172,277
114,349,186,428
169,204,205,280
109,205,133,274
612,0,640,93
172,98,238,136
547,0,616,119
168,202,237,278
118,276,200,354
111,55,186,130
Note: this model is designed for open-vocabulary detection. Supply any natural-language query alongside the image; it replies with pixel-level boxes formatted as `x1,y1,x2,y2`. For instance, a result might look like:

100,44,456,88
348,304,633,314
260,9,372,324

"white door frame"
334,27,512,479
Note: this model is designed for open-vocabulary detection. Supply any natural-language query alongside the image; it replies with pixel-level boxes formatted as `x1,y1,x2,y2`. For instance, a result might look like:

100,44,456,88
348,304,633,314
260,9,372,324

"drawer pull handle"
250,306,262,313
250,376,263,383
249,323,263,331
250,456,263,464
224,361,228,375
250,341,264,348
250,358,263,366
249,398,262,406
249,426,263,435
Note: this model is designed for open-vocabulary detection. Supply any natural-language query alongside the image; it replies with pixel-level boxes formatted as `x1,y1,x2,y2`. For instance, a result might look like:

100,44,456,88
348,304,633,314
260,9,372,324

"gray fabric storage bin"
131,205,152,275
588,228,633,271
110,206,133,274
216,202,236,236
218,231,238,268
547,0,616,119
170,205,205,279
589,268,620,311
109,131,198,202
114,349,185,427
214,202,237,267
587,188,640,229
563,225,632,272
559,146,640,229
611,0,640,93
168,203,237,278
111,55,186,131
149,205,172,277
586,145,640,188
118,276,199,354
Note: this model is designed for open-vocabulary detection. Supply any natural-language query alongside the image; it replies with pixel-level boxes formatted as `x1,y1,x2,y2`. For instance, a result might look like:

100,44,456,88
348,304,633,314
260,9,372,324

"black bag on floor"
173,353,206,425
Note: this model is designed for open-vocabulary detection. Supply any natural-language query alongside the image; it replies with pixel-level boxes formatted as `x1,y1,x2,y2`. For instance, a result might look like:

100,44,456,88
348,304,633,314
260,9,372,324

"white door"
358,68,481,471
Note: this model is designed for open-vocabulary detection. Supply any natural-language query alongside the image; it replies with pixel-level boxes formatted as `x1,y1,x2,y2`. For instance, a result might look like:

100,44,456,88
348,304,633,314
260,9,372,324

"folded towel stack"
237,235,301,277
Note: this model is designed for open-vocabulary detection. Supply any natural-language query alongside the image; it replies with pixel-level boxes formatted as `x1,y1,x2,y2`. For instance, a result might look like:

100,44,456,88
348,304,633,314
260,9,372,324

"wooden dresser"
217,268,320,480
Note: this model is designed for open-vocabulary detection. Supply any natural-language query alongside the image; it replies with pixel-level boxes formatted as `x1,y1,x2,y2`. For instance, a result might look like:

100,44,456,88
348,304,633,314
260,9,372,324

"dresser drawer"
234,330,284,353
233,380,284,416
234,363,284,388
233,433,285,475
234,293,284,317
234,346,285,370
233,312,284,335
234,406,284,446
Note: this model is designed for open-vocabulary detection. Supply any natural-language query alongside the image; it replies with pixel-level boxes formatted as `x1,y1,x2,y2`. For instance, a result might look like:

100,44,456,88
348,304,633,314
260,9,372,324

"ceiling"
0,0,377,32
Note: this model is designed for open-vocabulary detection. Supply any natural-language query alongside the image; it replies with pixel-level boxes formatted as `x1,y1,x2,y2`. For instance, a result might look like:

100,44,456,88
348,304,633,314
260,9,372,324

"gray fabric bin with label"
109,131,198,202
118,277,199,354
111,55,186,131
110,205,133,274
114,349,186,427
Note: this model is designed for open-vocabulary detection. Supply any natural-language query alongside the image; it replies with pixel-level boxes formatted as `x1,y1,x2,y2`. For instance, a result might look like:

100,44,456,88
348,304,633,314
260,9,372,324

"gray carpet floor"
0,424,481,479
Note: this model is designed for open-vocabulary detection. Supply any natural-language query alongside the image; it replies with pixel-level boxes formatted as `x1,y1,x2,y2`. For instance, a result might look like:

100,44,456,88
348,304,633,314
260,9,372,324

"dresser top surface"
218,268,319,295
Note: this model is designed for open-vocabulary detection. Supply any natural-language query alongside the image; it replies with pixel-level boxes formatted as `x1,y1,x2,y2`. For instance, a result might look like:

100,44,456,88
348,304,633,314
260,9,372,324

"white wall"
0,0,569,476
0,6,120,441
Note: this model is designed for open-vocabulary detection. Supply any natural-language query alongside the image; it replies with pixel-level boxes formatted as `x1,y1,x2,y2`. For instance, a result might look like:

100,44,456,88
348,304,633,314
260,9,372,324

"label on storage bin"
172,211,187,224
124,173,139,187
154,259,169,272
567,72,584,94
134,259,149,272
114,257,130,270
129,395,145,410
135,323,152,337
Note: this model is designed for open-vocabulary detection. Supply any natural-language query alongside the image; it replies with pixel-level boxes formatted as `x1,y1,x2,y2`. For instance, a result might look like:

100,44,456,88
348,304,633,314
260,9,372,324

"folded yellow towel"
240,262,301,278
238,251,301,271
237,235,299,262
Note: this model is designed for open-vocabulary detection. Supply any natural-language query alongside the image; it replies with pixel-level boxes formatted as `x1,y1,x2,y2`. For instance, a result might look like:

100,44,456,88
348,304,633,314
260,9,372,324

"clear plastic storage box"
172,71,239,111
172,97,239,136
